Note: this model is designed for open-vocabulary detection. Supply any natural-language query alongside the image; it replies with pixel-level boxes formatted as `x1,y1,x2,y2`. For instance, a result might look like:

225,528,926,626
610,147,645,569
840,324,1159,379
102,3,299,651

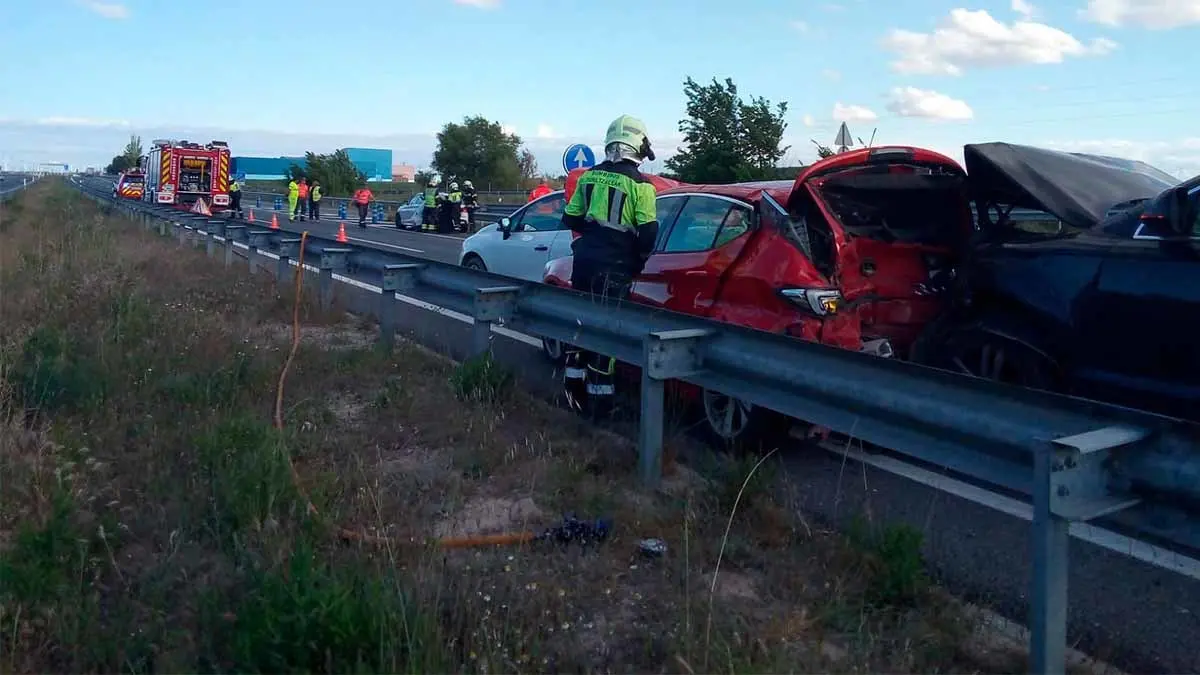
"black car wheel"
462,255,487,272
699,388,789,453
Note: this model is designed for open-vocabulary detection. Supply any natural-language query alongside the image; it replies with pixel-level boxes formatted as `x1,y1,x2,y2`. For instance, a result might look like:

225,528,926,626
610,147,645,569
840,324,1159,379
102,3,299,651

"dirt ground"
0,181,1115,673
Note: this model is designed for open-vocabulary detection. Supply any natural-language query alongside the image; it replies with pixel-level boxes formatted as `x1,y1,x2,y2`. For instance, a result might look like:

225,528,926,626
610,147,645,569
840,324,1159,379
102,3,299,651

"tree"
517,148,539,188
664,77,790,183
284,149,368,195
432,116,522,190
811,140,835,159
104,134,144,174
414,170,436,186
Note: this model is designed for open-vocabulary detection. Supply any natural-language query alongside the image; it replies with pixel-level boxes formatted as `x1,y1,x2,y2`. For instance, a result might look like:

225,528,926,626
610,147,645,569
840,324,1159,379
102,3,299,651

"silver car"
394,194,425,230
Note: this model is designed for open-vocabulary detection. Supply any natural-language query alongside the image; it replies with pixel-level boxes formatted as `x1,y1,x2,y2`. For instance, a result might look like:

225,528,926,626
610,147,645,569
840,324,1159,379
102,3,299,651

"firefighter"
228,175,243,218
448,182,463,233
560,115,658,416
286,177,299,221
296,178,309,221
422,177,440,231
462,179,479,231
353,182,374,228
436,180,453,233
309,180,322,221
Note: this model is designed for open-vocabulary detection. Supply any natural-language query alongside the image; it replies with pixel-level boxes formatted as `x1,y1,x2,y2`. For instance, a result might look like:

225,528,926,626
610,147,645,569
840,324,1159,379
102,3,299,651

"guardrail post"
277,237,302,284
223,225,246,267
247,230,273,273
1030,427,1144,675
470,286,520,357
379,263,422,350
641,329,709,488
205,219,224,258
157,220,169,237
318,247,351,310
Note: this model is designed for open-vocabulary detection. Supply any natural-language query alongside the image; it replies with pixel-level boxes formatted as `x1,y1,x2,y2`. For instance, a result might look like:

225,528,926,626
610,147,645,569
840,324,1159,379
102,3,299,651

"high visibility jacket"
228,180,240,193
354,188,373,204
287,181,298,197
449,190,462,204
529,184,552,201
423,187,437,207
311,186,322,202
463,187,478,207
562,159,659,277
298,183,309,199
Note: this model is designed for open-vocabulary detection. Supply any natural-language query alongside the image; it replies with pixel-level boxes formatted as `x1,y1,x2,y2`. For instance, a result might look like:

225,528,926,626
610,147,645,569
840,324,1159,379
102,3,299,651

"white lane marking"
824,443,1200,581
198,224,1200,581
345,235,423,254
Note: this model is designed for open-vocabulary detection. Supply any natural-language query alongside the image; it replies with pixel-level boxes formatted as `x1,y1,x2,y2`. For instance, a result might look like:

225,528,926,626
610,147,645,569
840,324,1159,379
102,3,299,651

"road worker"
448,182,463,233
287,177,299,221
228,175,243,218
529,179,552,202
559,115,658,416
296,178,309,221
462,179,479,230
309,180,322,221
353,182,374,228
436,180,452,233
422,176,440,231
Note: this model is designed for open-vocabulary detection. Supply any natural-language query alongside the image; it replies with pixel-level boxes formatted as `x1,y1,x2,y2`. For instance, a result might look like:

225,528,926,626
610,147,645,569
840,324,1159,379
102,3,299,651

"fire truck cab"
113,169,145,200
142,139,232,210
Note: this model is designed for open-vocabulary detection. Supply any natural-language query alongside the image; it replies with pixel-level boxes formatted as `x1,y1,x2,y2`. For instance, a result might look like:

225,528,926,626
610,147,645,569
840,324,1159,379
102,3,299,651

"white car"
458,190,573,282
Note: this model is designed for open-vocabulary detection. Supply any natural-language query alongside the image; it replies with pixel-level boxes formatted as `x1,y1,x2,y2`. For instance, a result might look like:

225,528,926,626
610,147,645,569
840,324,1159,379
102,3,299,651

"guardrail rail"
69,175,1200,675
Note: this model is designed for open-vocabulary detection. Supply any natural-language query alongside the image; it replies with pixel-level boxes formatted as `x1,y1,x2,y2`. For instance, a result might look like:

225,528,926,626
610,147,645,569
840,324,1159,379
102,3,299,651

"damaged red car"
545,146,968,445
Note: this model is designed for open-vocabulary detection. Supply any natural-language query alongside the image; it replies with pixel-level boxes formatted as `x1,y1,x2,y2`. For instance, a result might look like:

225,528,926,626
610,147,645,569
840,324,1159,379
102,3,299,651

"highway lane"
81,180,1200,670
209,228,1200,674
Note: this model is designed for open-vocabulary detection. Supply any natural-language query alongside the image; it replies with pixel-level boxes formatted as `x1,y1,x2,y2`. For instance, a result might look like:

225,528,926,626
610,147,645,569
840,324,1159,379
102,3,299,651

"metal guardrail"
234,191,518,227
0,175,37,203
71,177,1200,675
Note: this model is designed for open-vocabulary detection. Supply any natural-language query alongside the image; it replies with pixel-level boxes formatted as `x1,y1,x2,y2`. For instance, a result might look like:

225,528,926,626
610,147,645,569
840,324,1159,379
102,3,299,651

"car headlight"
780,287,842,316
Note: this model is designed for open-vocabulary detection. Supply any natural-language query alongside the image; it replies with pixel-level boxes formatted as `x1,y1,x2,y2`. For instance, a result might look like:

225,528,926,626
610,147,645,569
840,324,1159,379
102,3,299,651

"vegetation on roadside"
1,180,1031,673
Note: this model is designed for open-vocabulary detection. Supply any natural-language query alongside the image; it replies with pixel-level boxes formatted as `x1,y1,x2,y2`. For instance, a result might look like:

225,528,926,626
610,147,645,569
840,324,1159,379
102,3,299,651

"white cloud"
790,20,809,32
802,114,817,127
882,8,1117,75
821,68,841,81
1044,138,1200,178
1012,0,1037,19
535,123,560,139
453,0,500,7
885,87,974,120
78,0,129,18
1080,0,1200,28
501,124,517,136
832,102,878,122
37,116,130,127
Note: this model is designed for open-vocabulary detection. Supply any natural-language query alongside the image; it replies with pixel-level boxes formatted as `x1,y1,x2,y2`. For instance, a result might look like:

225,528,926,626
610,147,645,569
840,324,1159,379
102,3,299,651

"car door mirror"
1142,186,1193,236
499,217,513,239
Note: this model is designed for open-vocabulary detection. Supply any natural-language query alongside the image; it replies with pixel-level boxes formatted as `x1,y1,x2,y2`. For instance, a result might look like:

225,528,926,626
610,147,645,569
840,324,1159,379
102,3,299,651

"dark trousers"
230,191,242,215
356,202,369,226
563,262,633,415
310,199,320,220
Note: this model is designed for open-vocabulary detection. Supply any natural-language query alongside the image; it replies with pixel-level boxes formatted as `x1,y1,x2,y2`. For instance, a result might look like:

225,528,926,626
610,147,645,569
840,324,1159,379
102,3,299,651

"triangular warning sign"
834,122,854,149
190,198,211,216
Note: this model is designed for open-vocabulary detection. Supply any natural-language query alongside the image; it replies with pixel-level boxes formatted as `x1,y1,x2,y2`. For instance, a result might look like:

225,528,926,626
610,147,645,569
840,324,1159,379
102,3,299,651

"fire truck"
112,168,145,200
142,139,232,211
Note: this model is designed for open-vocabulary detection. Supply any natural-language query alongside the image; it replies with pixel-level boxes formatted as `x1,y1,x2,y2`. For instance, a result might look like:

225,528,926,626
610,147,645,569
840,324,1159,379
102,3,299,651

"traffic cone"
248,210,255,223
270,213,279,230
336,222,348,243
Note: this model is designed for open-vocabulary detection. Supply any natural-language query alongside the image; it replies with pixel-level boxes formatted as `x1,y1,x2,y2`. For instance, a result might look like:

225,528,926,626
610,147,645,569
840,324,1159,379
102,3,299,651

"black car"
914,142,1199,422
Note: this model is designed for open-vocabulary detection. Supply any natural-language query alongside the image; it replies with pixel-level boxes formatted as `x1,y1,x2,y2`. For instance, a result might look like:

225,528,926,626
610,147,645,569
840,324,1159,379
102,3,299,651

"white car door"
493,193,567,281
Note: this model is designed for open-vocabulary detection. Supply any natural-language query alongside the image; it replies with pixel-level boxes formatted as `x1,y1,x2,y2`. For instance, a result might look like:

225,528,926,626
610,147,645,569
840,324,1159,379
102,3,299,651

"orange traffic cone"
270,213,279,230
248,210,256,223
336,222,349,243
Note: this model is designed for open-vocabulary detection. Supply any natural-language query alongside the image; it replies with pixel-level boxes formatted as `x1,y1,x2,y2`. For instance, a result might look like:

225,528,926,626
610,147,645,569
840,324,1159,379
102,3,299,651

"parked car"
912,142,1197,422
394,193,425,230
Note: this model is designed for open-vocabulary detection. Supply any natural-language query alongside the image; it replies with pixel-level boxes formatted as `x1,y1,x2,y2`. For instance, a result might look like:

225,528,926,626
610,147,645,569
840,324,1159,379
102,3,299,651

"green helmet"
604,115,655,161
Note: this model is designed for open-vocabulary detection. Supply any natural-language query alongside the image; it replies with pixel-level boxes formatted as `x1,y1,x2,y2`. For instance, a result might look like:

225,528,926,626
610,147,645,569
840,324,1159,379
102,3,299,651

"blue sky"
2,0,1199,176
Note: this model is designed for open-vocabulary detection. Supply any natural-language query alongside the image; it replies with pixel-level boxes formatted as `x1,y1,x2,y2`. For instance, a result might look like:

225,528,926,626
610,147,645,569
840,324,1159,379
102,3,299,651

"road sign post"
562,144,596,174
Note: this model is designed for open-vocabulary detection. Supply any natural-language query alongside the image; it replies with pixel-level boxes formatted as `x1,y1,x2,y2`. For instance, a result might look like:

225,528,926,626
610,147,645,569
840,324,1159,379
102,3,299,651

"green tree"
414,170,436,186
432,116,522,189
104,134,144,174
811,140,835,159
284,149,368,195
664,77,789,183
517,149,539,189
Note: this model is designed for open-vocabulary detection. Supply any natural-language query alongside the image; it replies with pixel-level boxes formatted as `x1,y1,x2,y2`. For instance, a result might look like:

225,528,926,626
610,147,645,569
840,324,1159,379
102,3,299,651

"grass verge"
1,179,1069,673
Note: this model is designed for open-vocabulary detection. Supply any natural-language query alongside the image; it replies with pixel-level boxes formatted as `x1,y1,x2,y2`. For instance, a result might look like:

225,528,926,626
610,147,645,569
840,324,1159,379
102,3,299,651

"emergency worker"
422,177,440,231
287,177,300,221
296,178,309,221
462,179,479,230
529,180,552,202
560,115,658,416
436,181,452,233
309,180,322,220
353,182,374,228
228,176,243,218
448,182,463,232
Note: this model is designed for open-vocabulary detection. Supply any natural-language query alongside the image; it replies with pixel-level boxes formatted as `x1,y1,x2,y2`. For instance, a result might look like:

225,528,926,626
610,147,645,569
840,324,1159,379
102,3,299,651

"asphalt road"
80,178,1200,672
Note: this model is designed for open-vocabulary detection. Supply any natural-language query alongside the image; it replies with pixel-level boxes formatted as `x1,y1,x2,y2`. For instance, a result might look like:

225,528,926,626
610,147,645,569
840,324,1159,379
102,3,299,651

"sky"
2,0,1200,178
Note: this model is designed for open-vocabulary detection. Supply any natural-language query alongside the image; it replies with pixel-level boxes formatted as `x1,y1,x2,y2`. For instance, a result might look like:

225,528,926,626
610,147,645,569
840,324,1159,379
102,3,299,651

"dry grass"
0,180,1063,673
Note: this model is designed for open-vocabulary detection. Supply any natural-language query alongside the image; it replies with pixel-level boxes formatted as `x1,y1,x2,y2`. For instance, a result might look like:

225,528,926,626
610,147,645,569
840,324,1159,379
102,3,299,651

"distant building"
392,163,416,182
232,148,395,182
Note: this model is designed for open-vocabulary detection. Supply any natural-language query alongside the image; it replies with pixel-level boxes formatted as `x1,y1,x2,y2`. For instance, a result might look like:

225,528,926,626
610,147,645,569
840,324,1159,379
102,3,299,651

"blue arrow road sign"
562,144,596,173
